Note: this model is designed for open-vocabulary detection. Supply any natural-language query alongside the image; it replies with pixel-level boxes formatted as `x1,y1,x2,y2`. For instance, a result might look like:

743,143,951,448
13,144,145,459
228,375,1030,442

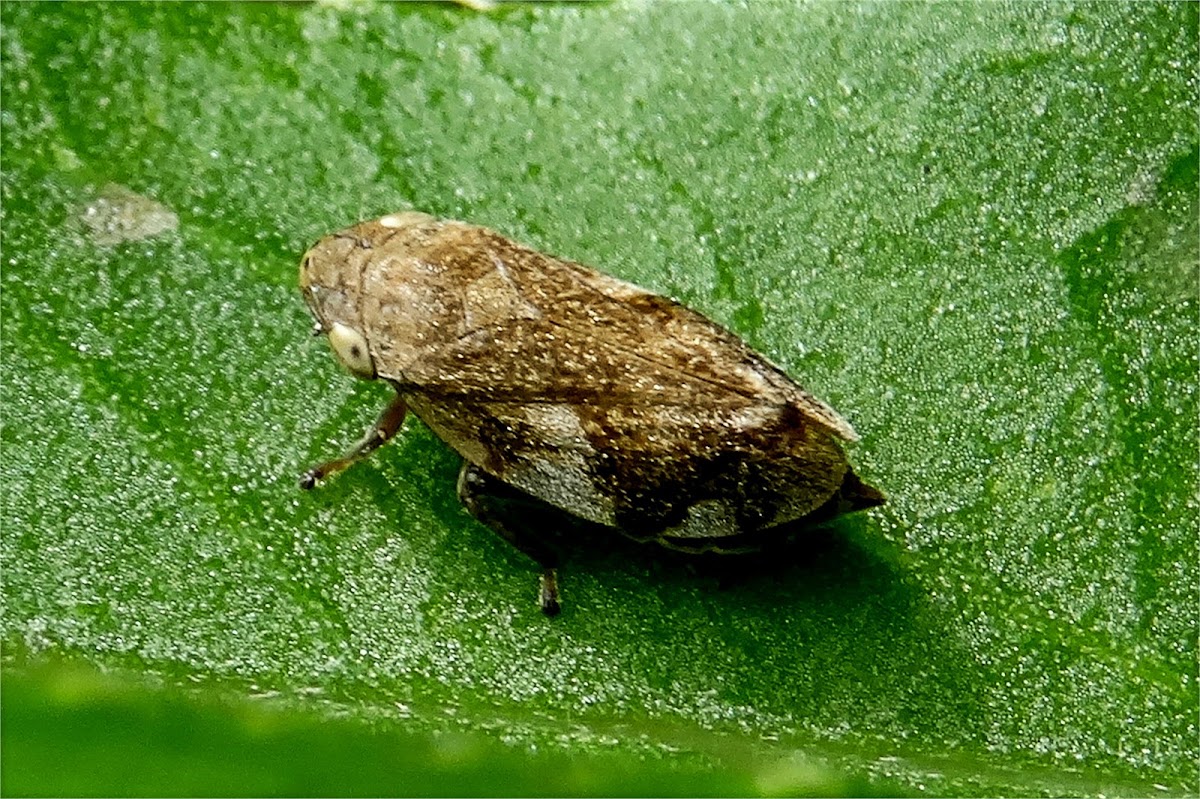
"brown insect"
299,212,884,615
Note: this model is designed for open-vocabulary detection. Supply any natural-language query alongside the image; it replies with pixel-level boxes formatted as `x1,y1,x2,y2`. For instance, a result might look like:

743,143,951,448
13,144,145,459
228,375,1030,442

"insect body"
299,212,884,615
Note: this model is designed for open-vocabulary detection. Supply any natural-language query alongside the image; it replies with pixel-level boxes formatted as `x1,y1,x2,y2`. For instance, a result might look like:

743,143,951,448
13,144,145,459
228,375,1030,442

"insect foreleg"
300,393,408,489
456,462,562,617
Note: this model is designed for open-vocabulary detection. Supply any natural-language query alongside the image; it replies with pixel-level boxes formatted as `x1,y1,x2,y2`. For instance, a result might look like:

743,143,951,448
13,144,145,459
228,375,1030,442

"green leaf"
2,3,1195,796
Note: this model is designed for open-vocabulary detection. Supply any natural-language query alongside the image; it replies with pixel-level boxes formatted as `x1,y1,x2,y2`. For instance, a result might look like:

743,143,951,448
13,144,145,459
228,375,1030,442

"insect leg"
456,462,562,617
299,393,408,489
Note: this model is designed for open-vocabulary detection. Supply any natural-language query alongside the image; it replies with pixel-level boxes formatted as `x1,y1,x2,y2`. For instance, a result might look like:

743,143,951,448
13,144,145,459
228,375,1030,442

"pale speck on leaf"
77,184,179,247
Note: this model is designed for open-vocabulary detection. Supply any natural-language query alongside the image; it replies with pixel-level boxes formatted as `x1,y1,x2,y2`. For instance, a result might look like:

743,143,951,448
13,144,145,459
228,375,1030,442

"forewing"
388,223,855,535
398,228,857,441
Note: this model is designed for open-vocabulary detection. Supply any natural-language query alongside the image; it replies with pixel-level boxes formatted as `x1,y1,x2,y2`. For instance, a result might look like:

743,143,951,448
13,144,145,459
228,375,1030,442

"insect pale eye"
327,322,376,379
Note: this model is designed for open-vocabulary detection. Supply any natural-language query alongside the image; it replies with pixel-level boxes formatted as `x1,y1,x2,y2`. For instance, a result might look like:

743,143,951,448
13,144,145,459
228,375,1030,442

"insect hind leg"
456,462,562,617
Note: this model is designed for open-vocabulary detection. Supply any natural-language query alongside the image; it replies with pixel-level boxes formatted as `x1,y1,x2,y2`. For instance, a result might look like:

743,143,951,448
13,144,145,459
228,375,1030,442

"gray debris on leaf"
78,183,179,246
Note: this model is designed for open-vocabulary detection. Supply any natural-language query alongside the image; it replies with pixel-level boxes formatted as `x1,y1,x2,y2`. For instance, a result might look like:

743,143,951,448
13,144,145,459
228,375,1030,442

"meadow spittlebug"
299,212,883,615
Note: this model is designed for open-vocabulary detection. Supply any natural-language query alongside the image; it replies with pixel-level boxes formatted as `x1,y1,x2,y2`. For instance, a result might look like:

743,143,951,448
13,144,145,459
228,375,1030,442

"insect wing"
395,235,851,532
397,235,856,441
